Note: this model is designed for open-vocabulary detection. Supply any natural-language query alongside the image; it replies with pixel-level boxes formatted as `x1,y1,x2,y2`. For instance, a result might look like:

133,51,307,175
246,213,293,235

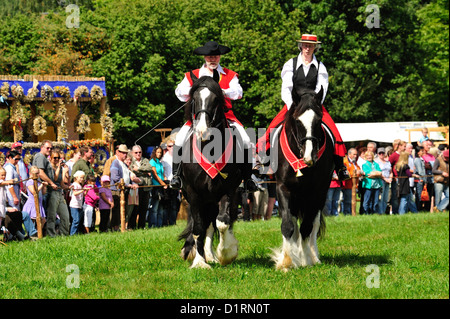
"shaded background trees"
0,0,448,147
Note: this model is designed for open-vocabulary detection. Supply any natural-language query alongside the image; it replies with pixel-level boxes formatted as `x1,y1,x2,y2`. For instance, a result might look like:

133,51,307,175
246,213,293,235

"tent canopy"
336,121,445,143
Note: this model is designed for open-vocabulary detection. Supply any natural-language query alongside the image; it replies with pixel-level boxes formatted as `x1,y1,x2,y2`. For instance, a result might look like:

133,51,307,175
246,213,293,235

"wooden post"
119,178,126,232
33,177,43,239
351,173,358,216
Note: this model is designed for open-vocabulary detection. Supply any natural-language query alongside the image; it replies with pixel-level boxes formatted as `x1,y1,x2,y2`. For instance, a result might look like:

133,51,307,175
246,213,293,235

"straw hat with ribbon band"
296,34,322,44
193,41,231,56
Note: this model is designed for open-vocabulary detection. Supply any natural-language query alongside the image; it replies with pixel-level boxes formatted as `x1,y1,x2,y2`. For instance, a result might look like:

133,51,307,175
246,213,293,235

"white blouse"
281,53,328,108
175,64,243,102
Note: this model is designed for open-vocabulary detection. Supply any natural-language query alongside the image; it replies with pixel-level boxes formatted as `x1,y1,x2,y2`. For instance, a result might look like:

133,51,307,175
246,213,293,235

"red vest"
186,68,241,125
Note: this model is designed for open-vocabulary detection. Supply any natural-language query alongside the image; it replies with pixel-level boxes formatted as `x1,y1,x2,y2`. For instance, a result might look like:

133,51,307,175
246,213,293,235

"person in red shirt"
172,41,257,192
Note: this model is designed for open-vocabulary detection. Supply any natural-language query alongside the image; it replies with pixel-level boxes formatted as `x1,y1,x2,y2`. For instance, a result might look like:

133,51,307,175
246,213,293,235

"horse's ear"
213,69,220,83
292,87,307,103
316,86,324,105
190,70,198,82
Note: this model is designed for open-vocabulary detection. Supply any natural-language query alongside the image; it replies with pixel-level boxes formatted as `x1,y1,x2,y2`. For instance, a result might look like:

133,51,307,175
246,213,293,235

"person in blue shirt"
149,146,168,228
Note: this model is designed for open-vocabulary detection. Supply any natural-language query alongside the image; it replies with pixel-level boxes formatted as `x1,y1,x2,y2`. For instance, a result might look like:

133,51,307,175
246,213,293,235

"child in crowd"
83,174,99,233
69,170,86,235
22,166,47,228
418,128,429,146
98,175,114,232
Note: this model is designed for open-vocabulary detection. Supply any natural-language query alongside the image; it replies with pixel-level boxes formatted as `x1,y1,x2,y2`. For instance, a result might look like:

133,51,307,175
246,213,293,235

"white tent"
335,121,445,143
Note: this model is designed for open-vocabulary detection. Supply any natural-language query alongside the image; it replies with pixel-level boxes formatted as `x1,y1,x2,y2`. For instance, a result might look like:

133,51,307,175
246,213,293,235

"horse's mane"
185,76,226,122
288,87,323,121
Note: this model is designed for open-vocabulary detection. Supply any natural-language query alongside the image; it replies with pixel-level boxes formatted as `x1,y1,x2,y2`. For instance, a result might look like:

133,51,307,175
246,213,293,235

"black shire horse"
271,87,334,271
178,74,249,269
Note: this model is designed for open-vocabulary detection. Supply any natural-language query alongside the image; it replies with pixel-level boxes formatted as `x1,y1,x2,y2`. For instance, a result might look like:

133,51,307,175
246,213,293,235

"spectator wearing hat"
172,40,258,193
11,142,28,193
432,149,449,212
110,144,139,231
257,34,349,181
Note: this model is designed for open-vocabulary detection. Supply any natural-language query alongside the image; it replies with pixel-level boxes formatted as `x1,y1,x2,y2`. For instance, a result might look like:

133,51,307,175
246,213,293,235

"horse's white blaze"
204,223,218,263
195,88,210,141
297,109,315,164
216,220,238,265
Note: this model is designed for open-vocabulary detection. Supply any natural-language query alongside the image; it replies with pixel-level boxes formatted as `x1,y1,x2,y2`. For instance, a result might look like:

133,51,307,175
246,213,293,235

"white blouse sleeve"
222,74,243,100
175,75,191,102
316,61,328,105
280,58,294,109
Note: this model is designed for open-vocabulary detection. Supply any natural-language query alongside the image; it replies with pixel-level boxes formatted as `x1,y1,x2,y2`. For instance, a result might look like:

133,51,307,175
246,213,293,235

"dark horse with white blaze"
271,86,334,271
178,73,250,269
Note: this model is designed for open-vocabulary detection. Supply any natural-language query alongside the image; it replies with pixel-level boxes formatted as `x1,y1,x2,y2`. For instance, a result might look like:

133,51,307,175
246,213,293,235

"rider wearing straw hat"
172,41,258,191
257,34,350,180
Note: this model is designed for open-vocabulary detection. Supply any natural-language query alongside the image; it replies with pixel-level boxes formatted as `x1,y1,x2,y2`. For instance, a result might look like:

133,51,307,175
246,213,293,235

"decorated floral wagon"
0,75,114,175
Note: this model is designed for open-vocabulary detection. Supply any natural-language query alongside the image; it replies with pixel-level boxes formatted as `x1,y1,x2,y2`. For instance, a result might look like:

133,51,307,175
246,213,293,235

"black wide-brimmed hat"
193,41,231,56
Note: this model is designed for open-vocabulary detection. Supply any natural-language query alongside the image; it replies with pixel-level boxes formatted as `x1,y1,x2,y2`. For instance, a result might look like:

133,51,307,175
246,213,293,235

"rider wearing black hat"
172,41,258,192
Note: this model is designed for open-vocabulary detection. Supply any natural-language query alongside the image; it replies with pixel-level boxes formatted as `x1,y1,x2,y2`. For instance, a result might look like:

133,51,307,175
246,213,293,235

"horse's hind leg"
216,194,239,266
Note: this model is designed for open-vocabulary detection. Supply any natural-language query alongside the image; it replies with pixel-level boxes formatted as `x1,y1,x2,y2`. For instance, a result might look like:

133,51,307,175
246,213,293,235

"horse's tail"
178,208,196,261
318,210,326,239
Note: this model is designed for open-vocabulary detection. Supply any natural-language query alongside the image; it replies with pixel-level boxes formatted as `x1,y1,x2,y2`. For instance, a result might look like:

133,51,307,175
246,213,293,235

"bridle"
191,86,221,128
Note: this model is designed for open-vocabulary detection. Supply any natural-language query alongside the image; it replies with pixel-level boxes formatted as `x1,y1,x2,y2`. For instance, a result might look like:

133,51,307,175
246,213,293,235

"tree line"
0,0,448,147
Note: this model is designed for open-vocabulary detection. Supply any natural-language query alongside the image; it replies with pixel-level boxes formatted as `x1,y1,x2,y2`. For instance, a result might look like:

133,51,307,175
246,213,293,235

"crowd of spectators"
323,133,449,217
1,131,448,242
0,139,181,242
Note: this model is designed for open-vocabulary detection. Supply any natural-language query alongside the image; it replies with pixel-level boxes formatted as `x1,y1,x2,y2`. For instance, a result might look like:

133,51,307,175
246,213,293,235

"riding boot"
334,155,350,181
170,146,183,190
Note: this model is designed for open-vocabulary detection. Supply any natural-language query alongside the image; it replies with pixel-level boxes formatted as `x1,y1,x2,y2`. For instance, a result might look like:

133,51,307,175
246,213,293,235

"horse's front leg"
216,194,239,266
271,184,302,271
190,200,211,269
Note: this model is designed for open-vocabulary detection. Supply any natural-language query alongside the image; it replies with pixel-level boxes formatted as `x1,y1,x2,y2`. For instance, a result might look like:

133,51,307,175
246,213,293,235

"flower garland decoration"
90,85,103,104
53,86,71,141
33,116,47,135
11,84,24,100
25,87,39,102
24,79,39,102
100,102,114,140
41,85,54,102
1,82,10,99
54,86,72,102
94,149,107,165
76,114,91,134
74,85,89,100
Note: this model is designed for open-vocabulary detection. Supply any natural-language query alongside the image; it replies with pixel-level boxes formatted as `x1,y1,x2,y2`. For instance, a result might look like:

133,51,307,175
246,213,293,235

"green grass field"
0,212,448,299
